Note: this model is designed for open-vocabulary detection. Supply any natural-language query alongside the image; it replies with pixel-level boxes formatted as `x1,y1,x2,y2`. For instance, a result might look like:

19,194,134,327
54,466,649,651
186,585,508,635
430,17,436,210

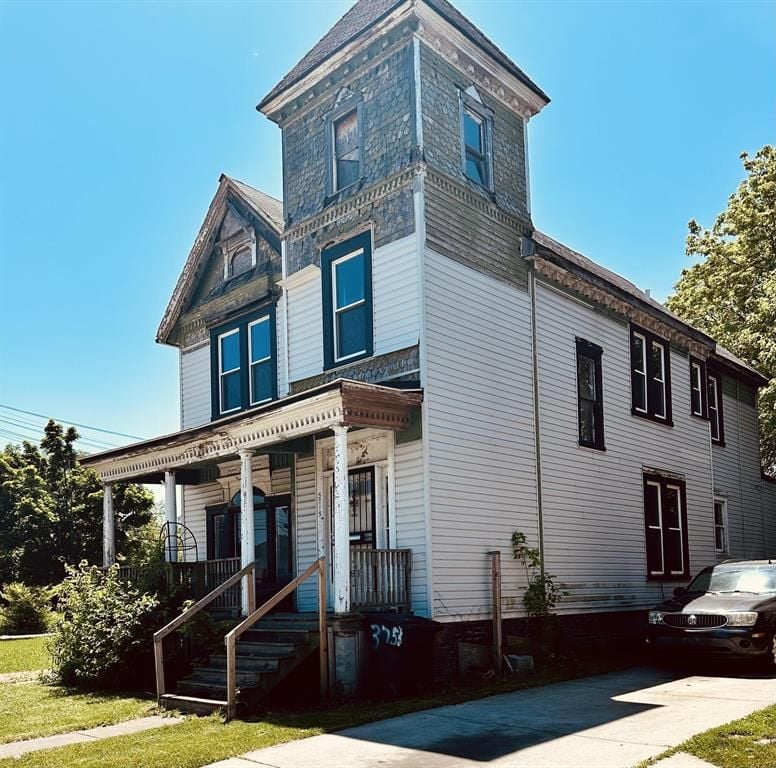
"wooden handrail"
224,557,327,720
153,562,254,702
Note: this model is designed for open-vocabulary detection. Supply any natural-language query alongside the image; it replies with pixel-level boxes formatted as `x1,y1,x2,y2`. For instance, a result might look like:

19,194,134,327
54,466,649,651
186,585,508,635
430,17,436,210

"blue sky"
0,0,774,451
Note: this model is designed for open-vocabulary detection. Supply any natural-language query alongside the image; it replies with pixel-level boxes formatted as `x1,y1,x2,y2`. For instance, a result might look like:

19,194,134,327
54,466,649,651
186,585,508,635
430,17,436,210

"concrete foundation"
327,613,365,698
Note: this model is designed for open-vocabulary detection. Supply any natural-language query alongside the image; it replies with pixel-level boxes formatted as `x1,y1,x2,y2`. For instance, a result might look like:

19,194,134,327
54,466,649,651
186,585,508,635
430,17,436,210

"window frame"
321,230,373,371
630,325,673,426
329,102,363,195
217,327,242,416
713,496,728,554
642,472,690,580
575,337,605,451
707,370,725,445
459,92,494,192
247,315,274,406
209,306,277,420
689,356,707,419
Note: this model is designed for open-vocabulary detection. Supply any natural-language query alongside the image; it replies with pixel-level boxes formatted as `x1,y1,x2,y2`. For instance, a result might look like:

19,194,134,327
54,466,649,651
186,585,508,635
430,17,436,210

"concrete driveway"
211,666,776,768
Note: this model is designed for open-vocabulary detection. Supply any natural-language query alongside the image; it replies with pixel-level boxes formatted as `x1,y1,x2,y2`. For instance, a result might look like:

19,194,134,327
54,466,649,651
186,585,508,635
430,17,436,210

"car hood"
654,592,776,613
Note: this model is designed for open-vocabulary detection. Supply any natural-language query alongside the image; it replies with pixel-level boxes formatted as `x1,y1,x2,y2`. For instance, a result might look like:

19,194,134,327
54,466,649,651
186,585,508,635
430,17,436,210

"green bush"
49,562,160,689
0,582,53,634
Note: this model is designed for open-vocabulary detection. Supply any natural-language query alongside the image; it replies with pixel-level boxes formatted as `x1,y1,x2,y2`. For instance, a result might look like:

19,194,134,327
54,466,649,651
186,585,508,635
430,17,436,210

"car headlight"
726,612,758,627
648,611,664,624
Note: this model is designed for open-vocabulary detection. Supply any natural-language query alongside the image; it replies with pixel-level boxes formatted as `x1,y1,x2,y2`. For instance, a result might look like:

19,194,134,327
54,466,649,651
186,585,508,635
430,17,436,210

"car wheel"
760,634,776,674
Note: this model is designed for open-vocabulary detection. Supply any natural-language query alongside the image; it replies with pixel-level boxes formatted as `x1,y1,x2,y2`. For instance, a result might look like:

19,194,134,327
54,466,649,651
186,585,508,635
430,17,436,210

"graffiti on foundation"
370,623,403,649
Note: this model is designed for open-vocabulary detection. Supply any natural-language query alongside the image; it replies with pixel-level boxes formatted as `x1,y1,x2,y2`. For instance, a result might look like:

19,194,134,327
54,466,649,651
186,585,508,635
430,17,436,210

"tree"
0,421,157,586
666,145,776,475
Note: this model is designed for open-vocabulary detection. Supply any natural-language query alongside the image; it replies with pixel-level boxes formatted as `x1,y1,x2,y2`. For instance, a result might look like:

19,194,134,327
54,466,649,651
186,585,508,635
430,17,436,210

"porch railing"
350,548,412,611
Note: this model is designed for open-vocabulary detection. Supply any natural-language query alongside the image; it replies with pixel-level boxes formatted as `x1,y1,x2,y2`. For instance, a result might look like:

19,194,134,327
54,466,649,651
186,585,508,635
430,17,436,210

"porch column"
164,471,177,563
239,449,254,616
332,425,350,614
102,483,115,567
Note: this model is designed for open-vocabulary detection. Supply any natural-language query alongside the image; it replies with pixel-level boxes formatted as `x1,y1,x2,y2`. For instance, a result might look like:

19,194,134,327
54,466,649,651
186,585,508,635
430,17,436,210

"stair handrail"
153,562,255,702
224,557,327,720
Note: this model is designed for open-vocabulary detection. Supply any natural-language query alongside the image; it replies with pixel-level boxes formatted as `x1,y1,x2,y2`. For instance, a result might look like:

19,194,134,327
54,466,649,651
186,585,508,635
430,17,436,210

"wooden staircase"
160,613,320,715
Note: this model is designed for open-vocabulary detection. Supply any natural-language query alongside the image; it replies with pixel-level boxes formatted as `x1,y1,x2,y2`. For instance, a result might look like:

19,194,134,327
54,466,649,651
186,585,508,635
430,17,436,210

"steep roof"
225,176,284,232
257,0,549,111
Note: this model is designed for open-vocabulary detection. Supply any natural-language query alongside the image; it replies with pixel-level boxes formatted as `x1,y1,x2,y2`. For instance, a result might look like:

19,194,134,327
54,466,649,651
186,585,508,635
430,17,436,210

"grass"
0,655,635,768
641,703,776,768
0,681,154,744
0,638,49,674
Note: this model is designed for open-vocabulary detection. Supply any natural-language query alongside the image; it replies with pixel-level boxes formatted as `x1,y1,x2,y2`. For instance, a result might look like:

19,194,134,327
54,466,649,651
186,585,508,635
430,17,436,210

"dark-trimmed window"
630,326,672,425
210,307,277,419
322,231,373,370
643,472,689,579
332,109,360,191
460,93,493,190
707,371,725,445
689,357,707,418
576,338,605,450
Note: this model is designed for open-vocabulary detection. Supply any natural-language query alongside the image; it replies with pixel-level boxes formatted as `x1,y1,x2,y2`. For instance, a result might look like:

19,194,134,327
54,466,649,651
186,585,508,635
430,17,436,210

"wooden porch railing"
153,563,255,702
350,548,412,611
224,557,327,720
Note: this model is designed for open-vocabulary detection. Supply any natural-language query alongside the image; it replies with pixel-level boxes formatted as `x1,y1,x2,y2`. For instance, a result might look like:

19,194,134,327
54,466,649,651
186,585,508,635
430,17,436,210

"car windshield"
687,564,776,595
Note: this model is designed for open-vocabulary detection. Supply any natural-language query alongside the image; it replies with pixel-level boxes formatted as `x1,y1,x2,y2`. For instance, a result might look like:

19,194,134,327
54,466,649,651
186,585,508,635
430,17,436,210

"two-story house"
82,0,776,709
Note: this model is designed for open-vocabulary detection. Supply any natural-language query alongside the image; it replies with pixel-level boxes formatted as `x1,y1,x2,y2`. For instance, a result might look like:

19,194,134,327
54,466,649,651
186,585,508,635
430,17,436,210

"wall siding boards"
287,273,324,383
535,282,715,612
180,344,211,429
294,454,319,612
424,248,538,620
181,481,225,562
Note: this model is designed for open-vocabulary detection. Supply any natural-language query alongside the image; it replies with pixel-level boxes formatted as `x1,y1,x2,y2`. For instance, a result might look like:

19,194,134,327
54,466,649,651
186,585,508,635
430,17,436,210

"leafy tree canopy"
666,145,776,474
0,421,157,586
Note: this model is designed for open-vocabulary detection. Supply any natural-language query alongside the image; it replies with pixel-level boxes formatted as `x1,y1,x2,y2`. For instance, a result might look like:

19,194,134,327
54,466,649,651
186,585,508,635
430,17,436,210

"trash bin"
363,612,442,698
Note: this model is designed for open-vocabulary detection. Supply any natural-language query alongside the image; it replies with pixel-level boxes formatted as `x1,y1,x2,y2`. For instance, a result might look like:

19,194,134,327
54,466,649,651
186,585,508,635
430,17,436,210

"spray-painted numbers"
370,623,403,649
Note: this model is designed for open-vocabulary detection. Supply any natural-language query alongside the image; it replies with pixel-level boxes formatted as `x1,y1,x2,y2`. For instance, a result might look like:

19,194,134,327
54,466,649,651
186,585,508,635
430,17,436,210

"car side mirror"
673,586,686,598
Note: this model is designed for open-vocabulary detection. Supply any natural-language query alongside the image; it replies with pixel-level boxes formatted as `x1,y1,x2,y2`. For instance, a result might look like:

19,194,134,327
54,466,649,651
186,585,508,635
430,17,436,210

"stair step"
210,654,279,672
185,666,268,686
176,680,230,699
160,693,227,716
236,641,296,658
241,628,312,644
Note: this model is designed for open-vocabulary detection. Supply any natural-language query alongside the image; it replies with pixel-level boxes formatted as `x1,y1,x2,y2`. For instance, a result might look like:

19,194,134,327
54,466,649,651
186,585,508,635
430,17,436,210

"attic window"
220,230,257,281
333,109,360,191
229,246,252,279
460,92,493,191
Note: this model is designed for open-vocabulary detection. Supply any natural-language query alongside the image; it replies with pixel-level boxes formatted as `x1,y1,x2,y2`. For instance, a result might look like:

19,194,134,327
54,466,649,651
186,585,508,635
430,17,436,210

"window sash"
248,317,273,405
631,327,671,422
708,374,722,441
690,361,704,416
645,480,664,575
332,110,360,191
332,249,367,363
218,328,242,414
651,341,667,419
665,484,684,575
461,103,491,188
713,498,728,552
576,339,605,450
643,474,688,579
632,332,648,413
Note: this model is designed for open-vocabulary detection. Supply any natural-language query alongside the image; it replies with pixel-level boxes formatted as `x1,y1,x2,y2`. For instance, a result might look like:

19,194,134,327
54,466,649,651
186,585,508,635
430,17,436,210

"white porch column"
332,425,350,614
164,471,177,563
239,449,254,616
102,483,115,567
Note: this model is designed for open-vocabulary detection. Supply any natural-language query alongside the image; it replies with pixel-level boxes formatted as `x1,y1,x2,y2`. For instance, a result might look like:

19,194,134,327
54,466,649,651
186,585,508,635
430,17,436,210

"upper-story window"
576,338,605,451
707,371,725,445
210,307,277,419
460,92,493,190
332,109,360,191
630,326,672,425
689,357,707,418
321,231,373,371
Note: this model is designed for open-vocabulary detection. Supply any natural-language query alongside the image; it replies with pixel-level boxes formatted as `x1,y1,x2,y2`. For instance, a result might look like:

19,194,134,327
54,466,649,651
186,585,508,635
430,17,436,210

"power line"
0,404,145,441
0,416,122,449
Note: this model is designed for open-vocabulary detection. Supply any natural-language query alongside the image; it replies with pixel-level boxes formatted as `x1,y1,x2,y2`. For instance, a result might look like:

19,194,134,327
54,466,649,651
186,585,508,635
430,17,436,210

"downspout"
526,249,546,572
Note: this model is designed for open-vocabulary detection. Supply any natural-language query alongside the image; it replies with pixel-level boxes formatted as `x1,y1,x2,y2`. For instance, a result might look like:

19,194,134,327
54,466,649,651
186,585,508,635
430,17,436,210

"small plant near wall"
511,531,568,617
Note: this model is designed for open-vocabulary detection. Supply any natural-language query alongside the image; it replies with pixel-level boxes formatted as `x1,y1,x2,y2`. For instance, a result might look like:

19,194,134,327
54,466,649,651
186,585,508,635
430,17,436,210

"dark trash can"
364,612,442,698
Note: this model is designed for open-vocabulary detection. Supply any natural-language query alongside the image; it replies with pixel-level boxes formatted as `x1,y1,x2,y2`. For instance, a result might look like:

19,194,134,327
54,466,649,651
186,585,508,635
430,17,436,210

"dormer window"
333,109,360,191
220,228,256,281
460,91,493,190
229,246,253,279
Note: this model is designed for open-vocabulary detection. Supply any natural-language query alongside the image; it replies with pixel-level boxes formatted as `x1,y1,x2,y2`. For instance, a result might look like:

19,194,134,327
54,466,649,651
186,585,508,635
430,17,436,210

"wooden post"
318,558,328,697
332,425,350,614
239,449,254,616
103,484,115,567
154,636,165,702
226,634,237,720
164,471,177,563
488,550,502,673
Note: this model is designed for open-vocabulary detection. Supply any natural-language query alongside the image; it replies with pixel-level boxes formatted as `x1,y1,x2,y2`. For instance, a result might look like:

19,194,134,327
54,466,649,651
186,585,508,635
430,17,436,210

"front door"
253,495,294,609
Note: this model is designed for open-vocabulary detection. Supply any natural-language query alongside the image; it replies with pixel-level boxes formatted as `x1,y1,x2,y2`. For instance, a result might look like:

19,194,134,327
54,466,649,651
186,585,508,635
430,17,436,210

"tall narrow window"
460,93,493,190
707,372,725,444
321,231,373,370
248,317,273,405
643,473,689,579
690,358,706,417
218,329,241,414
713,497,728,553
630,326,672,424
576,338,605,450
333,109,360,191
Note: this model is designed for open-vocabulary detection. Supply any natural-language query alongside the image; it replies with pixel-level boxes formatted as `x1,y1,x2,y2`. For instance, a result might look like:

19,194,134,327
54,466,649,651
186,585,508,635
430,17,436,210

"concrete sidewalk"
204,666,775,768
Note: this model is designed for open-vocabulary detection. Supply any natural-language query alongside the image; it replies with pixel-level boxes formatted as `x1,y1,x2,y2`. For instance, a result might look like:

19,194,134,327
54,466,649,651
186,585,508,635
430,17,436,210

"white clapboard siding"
373,234,420,356
535,282,715,612
713,385,770,559
764,481,776,556
276,293,289,396
394,438,428,616
424,249,539,621
180,344,211,429
294,454,319,611
287,272,323,383
181,481,225,562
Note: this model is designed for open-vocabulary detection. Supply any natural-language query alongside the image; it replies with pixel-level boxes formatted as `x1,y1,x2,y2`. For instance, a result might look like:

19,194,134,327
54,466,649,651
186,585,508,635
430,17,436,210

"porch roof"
80,379,423,484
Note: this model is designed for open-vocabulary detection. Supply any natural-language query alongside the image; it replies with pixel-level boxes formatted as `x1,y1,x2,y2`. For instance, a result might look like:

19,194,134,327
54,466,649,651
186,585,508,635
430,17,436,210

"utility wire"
0,416,122,449
0,404,144,441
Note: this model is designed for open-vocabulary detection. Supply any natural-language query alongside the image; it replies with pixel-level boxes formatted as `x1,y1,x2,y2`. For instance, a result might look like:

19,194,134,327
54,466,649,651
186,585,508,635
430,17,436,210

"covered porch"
83,379,422,617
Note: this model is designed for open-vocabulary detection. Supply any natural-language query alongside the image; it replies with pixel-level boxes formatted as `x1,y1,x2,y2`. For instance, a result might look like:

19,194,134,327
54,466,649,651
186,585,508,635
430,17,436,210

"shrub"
511,531,568,617
0,582,53,634
49,562,160,689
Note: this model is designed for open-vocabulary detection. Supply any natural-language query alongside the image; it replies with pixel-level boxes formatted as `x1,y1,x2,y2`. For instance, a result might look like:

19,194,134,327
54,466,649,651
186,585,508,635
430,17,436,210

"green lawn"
0,638,49,674
0,681,154,744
